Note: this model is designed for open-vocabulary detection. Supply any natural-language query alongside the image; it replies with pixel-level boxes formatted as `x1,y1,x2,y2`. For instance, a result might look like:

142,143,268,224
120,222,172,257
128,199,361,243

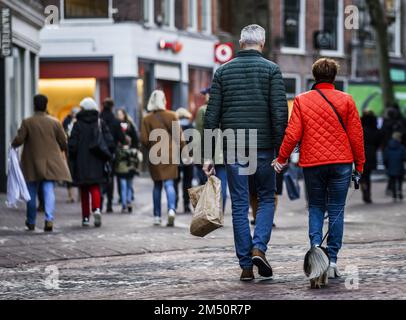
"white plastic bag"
6,148,31,208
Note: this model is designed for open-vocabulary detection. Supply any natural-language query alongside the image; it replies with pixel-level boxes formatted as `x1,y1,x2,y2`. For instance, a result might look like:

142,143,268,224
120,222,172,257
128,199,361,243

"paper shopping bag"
188,176,224,237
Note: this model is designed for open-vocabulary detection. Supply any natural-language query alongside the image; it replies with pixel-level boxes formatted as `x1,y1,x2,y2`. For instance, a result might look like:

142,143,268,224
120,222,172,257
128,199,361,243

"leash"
320,187,358,246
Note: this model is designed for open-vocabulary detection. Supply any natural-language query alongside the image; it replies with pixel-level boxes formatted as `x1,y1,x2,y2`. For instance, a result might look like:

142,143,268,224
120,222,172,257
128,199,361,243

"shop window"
282,0,305,52
155,0,172,27
189,67,212,117
188,0,198,30
283,0,300,48
218,0,233,34
201,0,212,33
30,52,37,100
387,0,401,56
175,0,185,29
323,0,338,51
284,77,298,100
63,0,110,19
320,0,344,55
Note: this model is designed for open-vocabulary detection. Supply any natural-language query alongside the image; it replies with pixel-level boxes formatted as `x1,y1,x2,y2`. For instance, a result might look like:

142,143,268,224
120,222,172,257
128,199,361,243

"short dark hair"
34,94,48,112
103,98,115,111
312,58,340,83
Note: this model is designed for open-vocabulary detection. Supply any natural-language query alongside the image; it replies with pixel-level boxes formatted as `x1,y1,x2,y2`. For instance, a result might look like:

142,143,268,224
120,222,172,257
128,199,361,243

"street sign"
0,6,12,57
215,43,234,64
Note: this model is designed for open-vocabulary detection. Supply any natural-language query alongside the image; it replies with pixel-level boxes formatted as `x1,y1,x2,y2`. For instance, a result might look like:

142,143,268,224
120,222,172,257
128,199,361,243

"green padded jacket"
204,49,288,151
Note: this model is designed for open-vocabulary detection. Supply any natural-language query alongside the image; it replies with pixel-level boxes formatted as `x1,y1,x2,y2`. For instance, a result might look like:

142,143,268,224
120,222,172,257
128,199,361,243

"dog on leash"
304,246,330,289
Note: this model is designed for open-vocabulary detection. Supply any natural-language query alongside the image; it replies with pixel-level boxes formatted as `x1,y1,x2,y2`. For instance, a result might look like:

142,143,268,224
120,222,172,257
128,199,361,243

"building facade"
39,0,219,124
217,0,406,114
0,0,44,192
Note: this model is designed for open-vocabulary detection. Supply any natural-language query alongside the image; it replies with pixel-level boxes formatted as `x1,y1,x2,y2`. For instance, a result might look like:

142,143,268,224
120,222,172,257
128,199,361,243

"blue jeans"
153,180,177,217
214,165,228,212
303,164,352,263
120,177,133,207
26,181,55,225
225,150,276,269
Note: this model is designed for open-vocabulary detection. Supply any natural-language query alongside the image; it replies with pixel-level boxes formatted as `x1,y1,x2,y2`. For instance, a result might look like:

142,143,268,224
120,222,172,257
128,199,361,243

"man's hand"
272,159,288,174
203,160,216,177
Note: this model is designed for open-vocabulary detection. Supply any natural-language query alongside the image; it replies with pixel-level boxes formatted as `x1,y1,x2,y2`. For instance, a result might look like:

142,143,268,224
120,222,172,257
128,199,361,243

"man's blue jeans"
303,164,352,263
153,180,177,217
225,150,276,269
26,181,55,225
120,177,133,207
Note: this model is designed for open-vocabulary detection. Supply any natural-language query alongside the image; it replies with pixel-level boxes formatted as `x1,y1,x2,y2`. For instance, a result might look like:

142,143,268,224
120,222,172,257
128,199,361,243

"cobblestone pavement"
0,178,405,300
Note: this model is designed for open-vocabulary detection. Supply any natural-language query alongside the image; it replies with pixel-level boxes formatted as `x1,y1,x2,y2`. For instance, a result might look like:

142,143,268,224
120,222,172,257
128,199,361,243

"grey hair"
240,24,266,45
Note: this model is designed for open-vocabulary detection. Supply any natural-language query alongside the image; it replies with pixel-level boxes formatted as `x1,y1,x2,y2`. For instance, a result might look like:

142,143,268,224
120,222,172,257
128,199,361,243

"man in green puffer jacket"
203,24,288,282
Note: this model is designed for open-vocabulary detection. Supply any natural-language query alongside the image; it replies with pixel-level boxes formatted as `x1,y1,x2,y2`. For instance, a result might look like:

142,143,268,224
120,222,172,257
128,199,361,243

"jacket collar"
236,49,263,58
34,111,47,116
312,82,335,90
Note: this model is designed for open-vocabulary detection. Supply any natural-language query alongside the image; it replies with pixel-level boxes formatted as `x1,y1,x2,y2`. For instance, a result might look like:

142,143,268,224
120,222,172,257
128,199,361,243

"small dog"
304,246,330,289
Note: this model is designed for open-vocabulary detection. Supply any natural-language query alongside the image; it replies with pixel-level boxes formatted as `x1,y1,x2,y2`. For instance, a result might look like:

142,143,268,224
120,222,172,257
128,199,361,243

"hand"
272,159,288,174
203,160,216,177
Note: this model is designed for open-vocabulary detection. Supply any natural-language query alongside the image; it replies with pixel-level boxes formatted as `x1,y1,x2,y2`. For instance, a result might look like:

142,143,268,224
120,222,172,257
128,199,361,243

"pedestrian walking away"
141,90,187,227
361,111,383,204
115,108,141,213
68,97,115,228
204,24,289,281
175,108,195,214
273,58,365,284
63,107,80,204
384,132,406,201
99,98,126,213
12,94,72,232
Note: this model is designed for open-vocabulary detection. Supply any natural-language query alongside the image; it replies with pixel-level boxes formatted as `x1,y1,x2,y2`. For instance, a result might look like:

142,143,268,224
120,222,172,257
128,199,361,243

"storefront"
39,59,112,121
0,1,43,192
138,60,213,118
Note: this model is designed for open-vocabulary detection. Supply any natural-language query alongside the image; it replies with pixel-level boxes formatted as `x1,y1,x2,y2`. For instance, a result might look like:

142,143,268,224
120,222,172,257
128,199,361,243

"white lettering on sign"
1,7,12,57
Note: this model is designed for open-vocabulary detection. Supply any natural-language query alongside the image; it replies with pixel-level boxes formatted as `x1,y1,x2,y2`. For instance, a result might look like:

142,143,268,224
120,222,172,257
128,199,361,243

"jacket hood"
147,90,167,112
77,110,99,123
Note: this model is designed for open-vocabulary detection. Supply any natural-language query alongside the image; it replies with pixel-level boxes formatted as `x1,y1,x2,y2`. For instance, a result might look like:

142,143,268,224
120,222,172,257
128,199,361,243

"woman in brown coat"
141,90,186,227
12,94,72,232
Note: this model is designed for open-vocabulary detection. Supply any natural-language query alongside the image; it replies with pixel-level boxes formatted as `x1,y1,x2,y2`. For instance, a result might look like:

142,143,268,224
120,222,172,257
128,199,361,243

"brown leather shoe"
252,249,273,278
240,268,255,282
44,221,53,232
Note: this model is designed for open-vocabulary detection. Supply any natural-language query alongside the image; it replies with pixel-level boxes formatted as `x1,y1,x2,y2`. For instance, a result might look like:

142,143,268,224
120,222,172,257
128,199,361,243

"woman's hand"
272,159,288,174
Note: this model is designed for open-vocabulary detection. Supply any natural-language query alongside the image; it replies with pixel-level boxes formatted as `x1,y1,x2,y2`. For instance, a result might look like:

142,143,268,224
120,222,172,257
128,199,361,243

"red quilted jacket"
278,83,365,173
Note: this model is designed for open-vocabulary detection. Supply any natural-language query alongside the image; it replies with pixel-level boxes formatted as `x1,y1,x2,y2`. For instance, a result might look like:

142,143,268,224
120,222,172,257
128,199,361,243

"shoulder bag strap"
314,88,347,134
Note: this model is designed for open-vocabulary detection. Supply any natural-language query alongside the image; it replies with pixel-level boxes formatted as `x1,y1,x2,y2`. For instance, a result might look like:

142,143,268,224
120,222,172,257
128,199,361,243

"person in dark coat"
115,108,140,213
99,98,125,212
361,111,383,203
382,106,406,147
174,108,195,214
384,132,406,201
68,98,114,227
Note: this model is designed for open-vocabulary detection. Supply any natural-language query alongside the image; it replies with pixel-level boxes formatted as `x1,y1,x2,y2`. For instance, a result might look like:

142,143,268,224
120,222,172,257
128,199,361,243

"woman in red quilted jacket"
273,58,365,279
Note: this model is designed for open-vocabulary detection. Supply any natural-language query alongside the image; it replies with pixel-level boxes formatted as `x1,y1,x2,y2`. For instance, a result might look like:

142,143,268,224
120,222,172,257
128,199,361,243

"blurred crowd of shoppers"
361,105,406,202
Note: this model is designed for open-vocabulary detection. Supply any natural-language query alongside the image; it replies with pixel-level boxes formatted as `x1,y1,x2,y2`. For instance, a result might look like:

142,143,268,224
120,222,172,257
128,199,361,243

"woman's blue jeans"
120,177,133,207
303,164,352,263
26,181,55,225
153,180,177,217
